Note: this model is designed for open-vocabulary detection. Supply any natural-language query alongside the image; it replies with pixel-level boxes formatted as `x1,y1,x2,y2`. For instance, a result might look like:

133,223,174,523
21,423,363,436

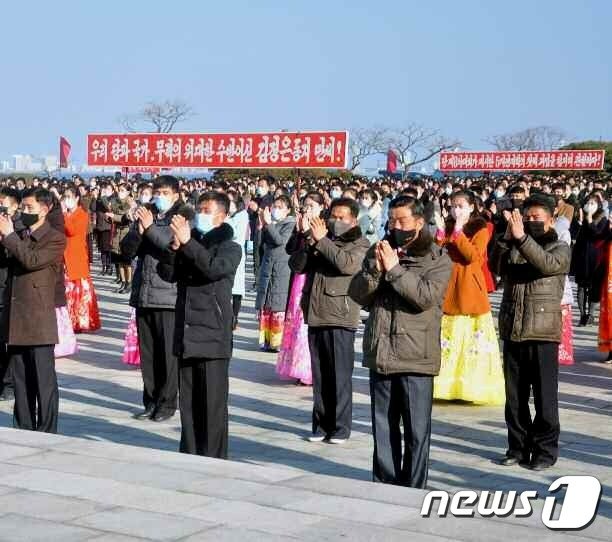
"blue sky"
1,0,610,168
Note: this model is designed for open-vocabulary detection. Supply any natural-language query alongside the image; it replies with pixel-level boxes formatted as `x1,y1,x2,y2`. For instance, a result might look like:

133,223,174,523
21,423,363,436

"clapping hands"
375,240,399,272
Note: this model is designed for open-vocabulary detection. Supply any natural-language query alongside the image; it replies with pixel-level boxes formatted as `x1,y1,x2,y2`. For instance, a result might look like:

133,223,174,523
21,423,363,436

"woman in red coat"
63,185,101,332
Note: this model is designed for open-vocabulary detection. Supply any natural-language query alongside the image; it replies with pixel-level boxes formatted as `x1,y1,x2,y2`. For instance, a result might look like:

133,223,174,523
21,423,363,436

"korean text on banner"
439,150,605,171
87,131,349,169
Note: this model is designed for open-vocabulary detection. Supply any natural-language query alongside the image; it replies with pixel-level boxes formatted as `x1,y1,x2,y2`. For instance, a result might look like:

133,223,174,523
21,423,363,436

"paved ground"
0,260,610,540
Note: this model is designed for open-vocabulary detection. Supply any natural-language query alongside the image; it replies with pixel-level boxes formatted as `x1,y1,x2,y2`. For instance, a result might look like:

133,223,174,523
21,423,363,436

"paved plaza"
0,263,610,540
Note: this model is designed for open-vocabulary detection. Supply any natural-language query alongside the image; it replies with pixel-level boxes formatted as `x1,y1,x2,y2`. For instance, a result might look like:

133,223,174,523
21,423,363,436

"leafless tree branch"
118,100,195,133
375,124,460,173
485,126,568,151
348,127,389,171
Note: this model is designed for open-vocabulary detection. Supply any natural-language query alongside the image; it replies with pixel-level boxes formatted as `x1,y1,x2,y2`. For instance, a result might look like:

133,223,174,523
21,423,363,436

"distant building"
43,155,59,171
13,154,33,171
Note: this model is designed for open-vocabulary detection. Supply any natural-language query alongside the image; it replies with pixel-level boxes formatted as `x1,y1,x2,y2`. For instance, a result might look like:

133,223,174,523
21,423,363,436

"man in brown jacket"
491,193,570,471
0,188,66,433
289,198,369,444
350,196,452,488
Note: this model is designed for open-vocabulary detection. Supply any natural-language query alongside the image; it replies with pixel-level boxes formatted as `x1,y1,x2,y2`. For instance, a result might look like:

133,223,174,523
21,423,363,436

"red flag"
59,136,71,168
386,149,397,173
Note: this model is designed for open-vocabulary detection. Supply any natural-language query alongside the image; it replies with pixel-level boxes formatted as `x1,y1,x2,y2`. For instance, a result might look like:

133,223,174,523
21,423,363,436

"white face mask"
584,202,598,214
271,208,285,222
64,198,77,211
451,206,472,220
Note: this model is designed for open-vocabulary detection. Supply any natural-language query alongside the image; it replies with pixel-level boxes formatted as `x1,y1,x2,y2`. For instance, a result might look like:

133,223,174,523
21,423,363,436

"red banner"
386,149,398,173
87,131,348,169
59,136,71,168
439,150,606,171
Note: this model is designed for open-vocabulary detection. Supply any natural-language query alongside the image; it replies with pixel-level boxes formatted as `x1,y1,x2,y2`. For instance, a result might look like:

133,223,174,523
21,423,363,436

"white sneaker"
328,437,347,445
306,434,326,443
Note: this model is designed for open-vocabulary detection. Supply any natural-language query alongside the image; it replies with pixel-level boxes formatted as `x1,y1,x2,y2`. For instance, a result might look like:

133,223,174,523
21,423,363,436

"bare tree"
348,127,388,171
375,124,460,173
485,126,568,151
119,99,195,133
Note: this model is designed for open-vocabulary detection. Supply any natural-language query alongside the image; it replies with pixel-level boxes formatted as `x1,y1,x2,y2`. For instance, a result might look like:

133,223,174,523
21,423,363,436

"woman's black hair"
304,191,324,206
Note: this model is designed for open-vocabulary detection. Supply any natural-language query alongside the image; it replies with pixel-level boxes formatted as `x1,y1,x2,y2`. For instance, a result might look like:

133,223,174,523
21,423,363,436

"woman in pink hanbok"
276,193,325,386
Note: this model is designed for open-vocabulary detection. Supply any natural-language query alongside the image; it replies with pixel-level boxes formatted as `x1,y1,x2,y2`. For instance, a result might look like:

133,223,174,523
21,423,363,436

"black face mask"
21,213,39,228
327,219,352,239
524,221,546,238
388,228,417,249
511,199,524,210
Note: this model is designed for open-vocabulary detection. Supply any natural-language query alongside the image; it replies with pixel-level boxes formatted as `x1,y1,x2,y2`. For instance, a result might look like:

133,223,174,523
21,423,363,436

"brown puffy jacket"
491,229,570,343
288,226,369,330
349,231,452,376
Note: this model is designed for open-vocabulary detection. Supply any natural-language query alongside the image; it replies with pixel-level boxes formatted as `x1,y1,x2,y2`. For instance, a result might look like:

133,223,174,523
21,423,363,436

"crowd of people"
0,169,610,488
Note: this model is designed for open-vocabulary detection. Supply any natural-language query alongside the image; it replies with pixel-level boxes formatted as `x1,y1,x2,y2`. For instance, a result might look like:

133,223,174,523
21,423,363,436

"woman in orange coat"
63,185,101,333
433,190,504,405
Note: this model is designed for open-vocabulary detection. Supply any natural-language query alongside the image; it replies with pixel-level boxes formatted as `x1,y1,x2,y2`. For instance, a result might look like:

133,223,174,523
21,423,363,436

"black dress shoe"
529,458,555,471
152,411,174,422
133,406,155,420
499,455,522,466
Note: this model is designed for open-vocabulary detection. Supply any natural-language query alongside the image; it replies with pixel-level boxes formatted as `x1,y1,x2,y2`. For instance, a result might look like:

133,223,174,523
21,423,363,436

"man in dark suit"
0,188,66,432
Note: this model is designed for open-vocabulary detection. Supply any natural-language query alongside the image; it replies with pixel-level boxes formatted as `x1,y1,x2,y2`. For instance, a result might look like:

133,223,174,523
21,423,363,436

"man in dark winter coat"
0,188,66,433
350,196,452,488
491,194,571,471
160,191,241,458
288,197,370,444
121,175,193,423
0,188,23,401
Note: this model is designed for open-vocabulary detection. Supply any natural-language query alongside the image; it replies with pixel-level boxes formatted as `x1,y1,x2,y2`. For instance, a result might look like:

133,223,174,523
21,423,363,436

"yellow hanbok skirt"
434,312,505,406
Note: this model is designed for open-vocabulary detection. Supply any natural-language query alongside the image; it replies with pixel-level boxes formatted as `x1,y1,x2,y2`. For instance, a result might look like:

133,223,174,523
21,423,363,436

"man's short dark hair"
388,195,426,218
153,175,180,193
523,193,556,216
330,197,359,218
0,187,21,205
401,187,419,198
508,184,527,195
198,191,230,215
274,194,292,210
22,187,54,208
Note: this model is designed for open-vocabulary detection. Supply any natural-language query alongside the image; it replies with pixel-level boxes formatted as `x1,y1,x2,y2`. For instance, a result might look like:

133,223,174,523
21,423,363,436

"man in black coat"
121,175,193,423
161,191,241,458
0,188,66,433
0,188,23,401
247,177,275,287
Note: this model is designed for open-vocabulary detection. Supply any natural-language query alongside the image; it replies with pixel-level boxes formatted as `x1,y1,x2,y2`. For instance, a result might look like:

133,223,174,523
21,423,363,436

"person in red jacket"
63,184,100,333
